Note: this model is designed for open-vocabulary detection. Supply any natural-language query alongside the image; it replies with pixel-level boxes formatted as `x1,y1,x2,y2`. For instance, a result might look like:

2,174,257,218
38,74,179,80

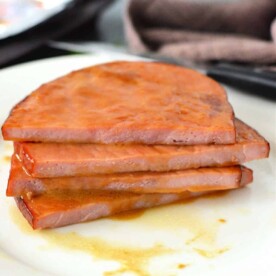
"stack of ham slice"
1,61,269,229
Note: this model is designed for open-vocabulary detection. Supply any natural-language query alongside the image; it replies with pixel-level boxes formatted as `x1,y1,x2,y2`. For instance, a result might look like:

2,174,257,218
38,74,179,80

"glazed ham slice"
2,61,235,145
7,155,253,196
15,190,217,229
15,119,269,178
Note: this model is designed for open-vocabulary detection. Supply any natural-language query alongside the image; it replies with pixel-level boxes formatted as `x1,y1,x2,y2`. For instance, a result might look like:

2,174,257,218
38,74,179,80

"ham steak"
7,155,252,196
15,119,269,178
2,61,235,145
14,190,216,229
2,61,269,230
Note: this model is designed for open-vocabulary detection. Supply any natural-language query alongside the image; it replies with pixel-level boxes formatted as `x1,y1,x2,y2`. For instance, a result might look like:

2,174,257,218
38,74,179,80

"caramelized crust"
2,61,235,144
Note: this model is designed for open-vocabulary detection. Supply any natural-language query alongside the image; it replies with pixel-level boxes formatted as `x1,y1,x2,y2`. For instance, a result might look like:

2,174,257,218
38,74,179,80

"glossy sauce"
111,209,146,221
10,206,172,275
178,263,188,269
193,247,229,258
2,155,11,163
11,191,232,275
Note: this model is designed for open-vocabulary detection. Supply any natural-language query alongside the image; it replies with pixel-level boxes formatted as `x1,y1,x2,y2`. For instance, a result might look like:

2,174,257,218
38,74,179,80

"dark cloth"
125,0,276,64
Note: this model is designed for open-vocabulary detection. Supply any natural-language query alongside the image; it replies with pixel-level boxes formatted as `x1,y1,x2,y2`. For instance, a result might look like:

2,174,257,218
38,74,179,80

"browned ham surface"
2,61,270,230
2,61,235,145
15,119,269,178
8,155,252,196
15,190,214,229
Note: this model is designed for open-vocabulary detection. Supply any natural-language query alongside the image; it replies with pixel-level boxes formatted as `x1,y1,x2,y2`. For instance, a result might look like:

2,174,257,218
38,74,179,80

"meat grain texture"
8,155,252,196
14,119,269,178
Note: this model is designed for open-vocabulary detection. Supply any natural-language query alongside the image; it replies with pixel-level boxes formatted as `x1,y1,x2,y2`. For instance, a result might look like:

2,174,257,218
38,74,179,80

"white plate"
0,54,275,276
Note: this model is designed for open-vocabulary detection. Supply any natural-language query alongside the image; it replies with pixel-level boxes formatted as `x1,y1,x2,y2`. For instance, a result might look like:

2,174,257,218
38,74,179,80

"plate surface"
0,54,275,276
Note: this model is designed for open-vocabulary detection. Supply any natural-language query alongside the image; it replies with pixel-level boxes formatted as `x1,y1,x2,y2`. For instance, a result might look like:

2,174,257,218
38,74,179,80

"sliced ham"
7,155,253,196
15,119,269,178
2,61,235,145
15,190,216,229
2,61,269,231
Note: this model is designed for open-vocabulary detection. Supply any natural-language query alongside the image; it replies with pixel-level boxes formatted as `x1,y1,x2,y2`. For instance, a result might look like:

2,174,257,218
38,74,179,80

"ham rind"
15,119,269,178
2,61,235,145
7,155,253,196
14,190,212,229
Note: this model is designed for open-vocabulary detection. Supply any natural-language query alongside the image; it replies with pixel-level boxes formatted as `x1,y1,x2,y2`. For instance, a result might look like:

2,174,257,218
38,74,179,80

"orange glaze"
110,209,146,220
15,190,205,229
2,61,235,144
